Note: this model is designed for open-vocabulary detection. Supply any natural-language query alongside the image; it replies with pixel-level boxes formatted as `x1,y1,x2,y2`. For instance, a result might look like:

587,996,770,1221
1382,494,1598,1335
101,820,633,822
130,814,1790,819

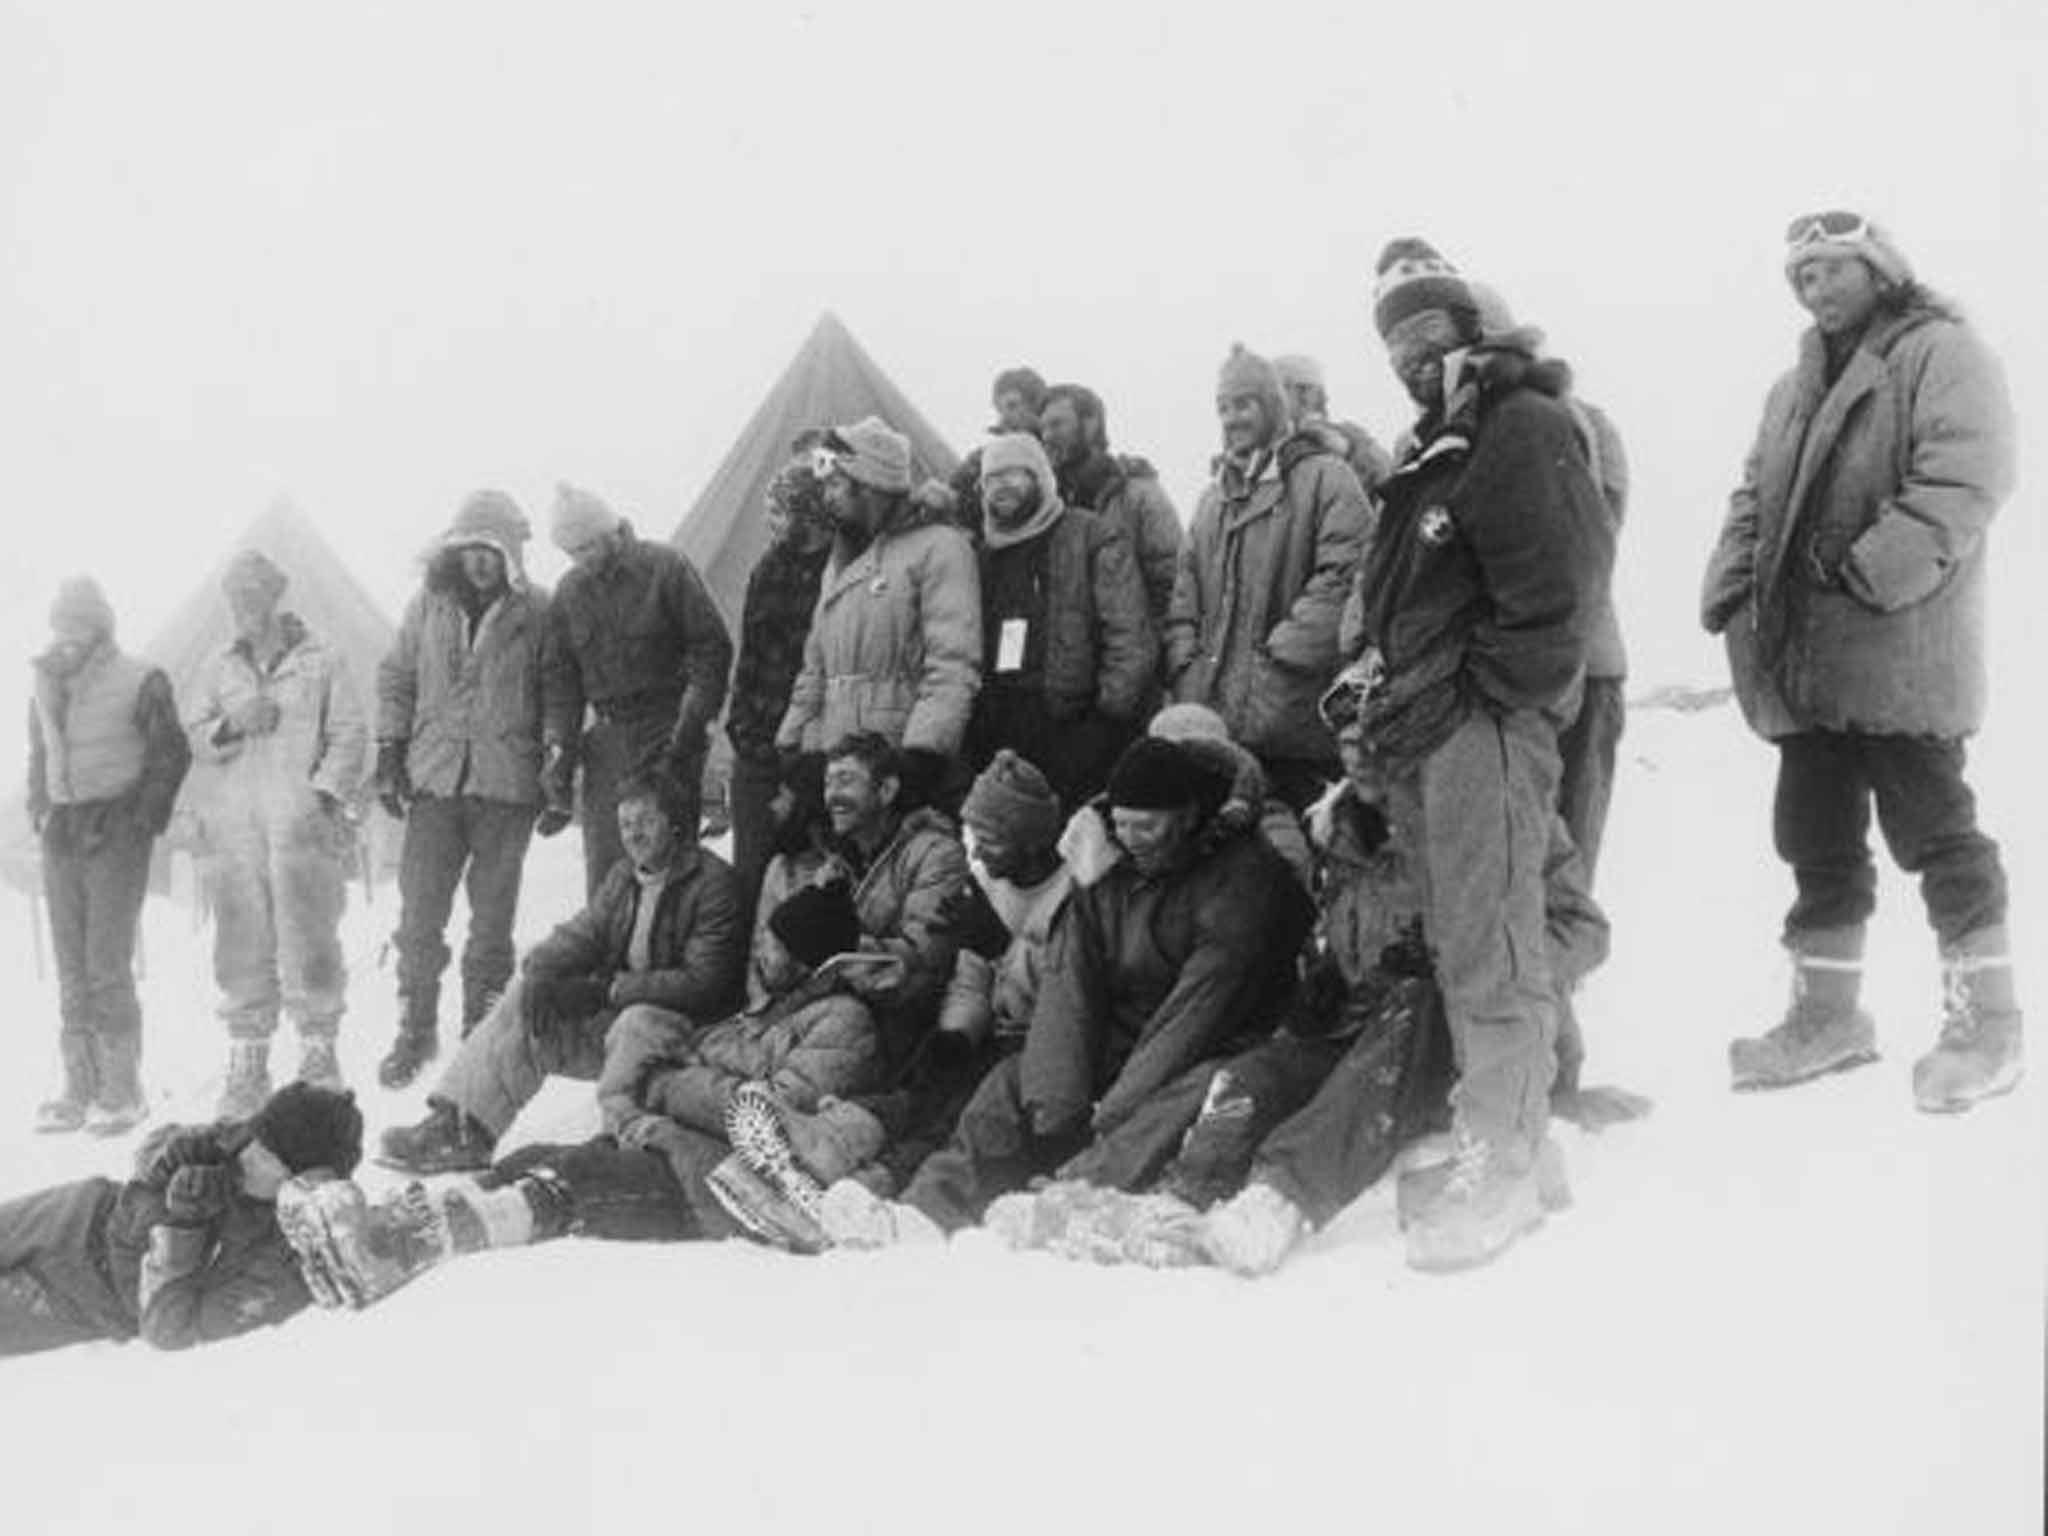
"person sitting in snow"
0,1083,362,1356
814,735,1314,1249
715,749,1077,1230
591,730,967,1246
377,773,747,1175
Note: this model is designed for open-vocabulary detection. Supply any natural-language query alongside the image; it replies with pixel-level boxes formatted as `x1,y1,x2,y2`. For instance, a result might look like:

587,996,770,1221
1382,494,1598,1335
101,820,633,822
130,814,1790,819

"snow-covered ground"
0,701,2038,1536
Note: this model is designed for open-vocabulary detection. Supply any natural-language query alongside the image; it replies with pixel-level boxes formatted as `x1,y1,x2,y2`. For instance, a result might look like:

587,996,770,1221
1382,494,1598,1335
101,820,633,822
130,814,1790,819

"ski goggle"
1783,210,1872,251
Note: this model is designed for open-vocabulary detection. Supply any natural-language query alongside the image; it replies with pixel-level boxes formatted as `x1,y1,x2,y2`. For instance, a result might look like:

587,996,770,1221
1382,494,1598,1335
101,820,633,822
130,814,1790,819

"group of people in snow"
7,213,2021,1356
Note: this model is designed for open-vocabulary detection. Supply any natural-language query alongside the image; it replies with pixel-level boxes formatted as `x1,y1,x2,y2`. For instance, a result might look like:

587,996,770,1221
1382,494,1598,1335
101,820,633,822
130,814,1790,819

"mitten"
941,878,1012,961
163,1163,240,1226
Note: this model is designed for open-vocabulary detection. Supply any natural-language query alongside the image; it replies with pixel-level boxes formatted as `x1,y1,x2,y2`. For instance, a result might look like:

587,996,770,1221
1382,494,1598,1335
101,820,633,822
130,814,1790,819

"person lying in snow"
783,735,1314,1250
0,1084,363,1356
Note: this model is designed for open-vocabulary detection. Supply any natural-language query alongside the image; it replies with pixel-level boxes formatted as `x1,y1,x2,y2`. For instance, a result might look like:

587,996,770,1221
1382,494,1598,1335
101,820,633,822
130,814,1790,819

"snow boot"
1913,927,2024,1114
378,1099,496,1174
1063,1190,1206,1269
1200,1183,1310,1278
1396,1131,1572,1231
1404,1125,1561,1274
36,1034,98,1133
725,1084,887,1213
378,1027,438,1091
217,1039,273,1120
1729,927,1878,1092
34,1099,87,1134
278,1174,459,1310
817,1179,944,1250
704,1154,829,1254
296,1029,345,1091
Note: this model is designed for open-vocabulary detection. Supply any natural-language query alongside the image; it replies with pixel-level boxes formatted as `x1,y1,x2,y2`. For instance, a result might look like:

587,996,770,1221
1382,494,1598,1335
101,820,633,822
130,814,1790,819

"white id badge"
996,618,1028,673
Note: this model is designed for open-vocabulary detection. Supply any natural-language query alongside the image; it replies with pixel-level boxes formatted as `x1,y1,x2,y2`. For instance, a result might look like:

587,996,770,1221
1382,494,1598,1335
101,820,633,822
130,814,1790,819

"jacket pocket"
1841,506,1951,613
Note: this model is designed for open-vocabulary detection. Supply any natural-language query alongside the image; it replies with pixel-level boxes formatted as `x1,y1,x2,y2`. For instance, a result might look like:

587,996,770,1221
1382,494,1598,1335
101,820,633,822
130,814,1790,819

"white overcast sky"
3,0,2042,712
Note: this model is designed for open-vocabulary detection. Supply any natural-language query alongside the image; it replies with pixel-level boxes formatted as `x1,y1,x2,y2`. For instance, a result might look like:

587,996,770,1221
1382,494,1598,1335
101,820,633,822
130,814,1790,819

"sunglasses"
1784,210,1871,249
810,447,849,482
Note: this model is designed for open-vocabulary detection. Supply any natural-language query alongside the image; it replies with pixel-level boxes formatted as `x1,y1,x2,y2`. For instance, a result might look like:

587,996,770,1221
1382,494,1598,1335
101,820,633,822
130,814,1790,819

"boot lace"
1938,966,1979,1050
1442,1125,1491,1202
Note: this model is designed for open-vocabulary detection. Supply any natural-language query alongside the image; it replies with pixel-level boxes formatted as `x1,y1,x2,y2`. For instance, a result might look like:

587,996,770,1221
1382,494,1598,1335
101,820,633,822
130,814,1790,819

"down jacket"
777,498,983,756
1164,434,1370,764
1702,307,2015,740
377,552,562,804
522,846,748,1024
1019,823,1312,1139
980,505,1156,723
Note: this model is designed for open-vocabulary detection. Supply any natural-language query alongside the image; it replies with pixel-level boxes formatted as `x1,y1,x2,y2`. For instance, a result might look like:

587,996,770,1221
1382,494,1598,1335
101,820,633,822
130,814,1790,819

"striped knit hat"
1372,237,1479,339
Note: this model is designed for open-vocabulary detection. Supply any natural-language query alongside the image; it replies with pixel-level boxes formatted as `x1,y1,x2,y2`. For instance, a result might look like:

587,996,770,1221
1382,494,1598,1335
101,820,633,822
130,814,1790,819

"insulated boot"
1060,1190,1206,1269
1200,1182,1310,1278
1913,928,2024,1114
1729,928,1878,1092
1404,1125,1561,1274
217,1039,273,1120
378,1028,439,1091
1396,1132,1572,1231
34,1099,87,1134
378,1099,495,1174
725,1084,886,1209
278,1175,458,1310
817,1178,944,1250
704,1155,830,1254
296,1030,345,1091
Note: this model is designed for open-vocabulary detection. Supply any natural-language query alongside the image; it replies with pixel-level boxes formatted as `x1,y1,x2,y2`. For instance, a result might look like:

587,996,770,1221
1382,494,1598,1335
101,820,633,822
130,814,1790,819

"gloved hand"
528,975,615,1020
940,877,1012,961
768,879,862,970
373,740,412,820
223,694,282,740
539,741,576,806
136,1125,244,1187
536,805,574,838
163,1162,241,1226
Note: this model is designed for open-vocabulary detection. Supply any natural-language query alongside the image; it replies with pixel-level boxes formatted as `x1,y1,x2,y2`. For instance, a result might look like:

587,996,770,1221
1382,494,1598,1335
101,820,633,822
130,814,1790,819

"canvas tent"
2,497,399,899
672,310,961,629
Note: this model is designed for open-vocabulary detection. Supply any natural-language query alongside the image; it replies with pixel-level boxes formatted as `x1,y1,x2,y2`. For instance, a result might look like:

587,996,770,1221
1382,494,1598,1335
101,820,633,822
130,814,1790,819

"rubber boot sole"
723,1084,828,1219
1729,1044,1880,1093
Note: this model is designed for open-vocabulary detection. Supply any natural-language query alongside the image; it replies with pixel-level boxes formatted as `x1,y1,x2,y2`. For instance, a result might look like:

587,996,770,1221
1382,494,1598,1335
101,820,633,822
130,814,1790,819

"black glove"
528,975,615,1019
373,740,412,820
163,1163,240,1226
137,1125,243,1187
540,743,576,807
535,805,574,838
768,879,862,970
940,878,1012,961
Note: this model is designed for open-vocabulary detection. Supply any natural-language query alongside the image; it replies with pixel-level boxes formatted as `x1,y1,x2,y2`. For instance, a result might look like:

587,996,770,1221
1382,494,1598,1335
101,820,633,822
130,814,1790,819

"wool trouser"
482,1138,701,1243
1556,674,1625,888
1394,707,1560,1156
432,978,618,1138
42,830,153,1109
0,1179,127,1357
393,794,537,1033
1773,730,2008,948
581,711,702,898
202,807,349,1043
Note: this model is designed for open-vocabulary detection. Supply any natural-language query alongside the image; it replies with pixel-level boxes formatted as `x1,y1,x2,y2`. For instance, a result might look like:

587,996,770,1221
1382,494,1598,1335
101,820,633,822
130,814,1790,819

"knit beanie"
443,489,531,553
1147,702,1232,745
990,366,1049,412
961,749,1063,852
1215,343,1289,431
1149,703,1254,810
49,576,116,639
979,432,1058,500
1272,354,1327,395
823,417,914,494
1373,237,1479,339
1781,210,1914,292
249,1083,365,1177
222,548,289,602
549,481,624,550
1106,737,1213,812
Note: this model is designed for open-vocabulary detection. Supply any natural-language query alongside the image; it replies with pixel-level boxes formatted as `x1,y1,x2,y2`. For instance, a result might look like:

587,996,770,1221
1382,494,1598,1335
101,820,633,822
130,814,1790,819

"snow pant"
201,808,349,1044
1172,980,1455,1224
482,1137,705,1242
0,1178,130,1357
1393,707,1560,1156
1774,730,2008,948
603,995,879,1139
431,977,619,1139
726,748,784,923
1557,674,1625,888
42,829,153,1110
581,706,702,898
393,794,537,1035
852,1035,1018,1190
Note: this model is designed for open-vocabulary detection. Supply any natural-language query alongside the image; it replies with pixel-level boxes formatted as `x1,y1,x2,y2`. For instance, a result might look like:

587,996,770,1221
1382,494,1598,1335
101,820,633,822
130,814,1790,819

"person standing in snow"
1036,383,1185,638
377,773,747,1175
723,436,837,917
0,1083,362,1356
545,481,733,898
963,432,1154,807
1339,237,1613,1272
1163,344,1372,814
775,417,982,812
185,550,369,1119
1703,212,2020,1113
372,491,570,1090
26,577,192,1135
946,365,1051,537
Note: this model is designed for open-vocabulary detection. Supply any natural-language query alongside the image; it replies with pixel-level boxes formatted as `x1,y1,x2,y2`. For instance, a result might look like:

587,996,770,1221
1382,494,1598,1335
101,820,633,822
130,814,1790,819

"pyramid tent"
672,311,961,628
2,498,399,897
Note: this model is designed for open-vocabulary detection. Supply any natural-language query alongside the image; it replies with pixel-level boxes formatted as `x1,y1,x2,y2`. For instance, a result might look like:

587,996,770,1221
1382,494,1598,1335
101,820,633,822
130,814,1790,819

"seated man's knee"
605,1004,693,1055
